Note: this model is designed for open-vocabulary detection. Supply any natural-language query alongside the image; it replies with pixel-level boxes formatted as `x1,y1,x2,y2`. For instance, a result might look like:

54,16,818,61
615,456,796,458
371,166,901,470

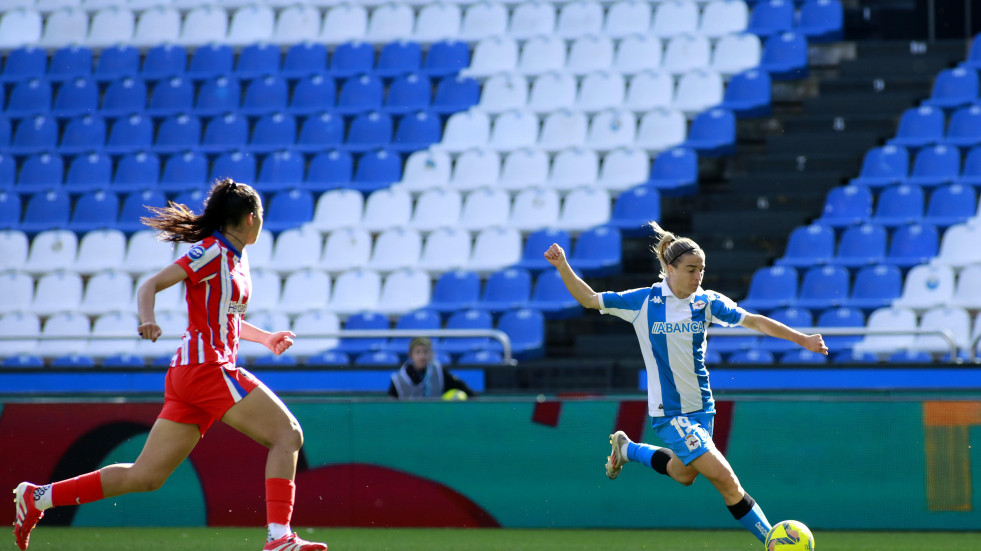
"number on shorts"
669,416,692,437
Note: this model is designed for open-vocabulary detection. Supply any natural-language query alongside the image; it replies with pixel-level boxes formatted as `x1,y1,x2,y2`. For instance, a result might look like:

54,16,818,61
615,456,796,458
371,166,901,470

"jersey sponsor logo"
187,245,206,260
684,432,701,451
650,321,706,334
228,301,248,314
692,300,706,310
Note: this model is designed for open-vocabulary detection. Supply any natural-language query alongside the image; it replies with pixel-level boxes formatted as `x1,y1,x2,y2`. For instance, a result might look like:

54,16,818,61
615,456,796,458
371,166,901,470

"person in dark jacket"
388,337,475,400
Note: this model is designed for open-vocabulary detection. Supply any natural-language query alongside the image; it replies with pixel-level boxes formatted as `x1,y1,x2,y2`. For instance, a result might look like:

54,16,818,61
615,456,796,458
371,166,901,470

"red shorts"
159,361,261,435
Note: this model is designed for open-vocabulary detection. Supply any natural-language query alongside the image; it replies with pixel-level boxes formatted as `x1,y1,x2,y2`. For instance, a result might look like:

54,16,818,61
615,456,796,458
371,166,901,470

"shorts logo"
187,245,206,260
684,433,701,452
692,300,706,310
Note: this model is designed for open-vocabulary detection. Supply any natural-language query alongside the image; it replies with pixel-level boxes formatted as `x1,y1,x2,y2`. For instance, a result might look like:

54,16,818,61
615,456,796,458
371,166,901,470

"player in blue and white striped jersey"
544,221,827,546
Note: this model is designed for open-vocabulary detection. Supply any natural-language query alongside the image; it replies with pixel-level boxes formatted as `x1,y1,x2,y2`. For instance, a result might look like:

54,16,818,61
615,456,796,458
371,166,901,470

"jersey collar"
213,231,242,258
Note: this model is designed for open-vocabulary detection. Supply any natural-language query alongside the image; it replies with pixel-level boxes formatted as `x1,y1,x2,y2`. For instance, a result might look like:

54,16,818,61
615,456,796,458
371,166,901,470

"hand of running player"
543,243,568,268
264,331,296,355
137,322,162,342
801,333,829,355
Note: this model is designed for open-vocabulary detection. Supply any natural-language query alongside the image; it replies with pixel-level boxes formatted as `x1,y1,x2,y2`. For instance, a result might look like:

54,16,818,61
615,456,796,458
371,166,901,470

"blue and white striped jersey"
599,282,746,417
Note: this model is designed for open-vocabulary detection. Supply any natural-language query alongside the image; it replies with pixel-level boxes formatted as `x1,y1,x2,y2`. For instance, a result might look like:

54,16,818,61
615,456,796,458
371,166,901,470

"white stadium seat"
269,227,322,275
635,107,687,152
651,0,699,38
463,36,519,78
31,271,82,326
614,34,663,75
273,5,321,44
0,312,40,357
566,35,615,75
576,71,626,113
309,188,365,234
0,271,33,315
279,269,331,315
557,187,612,232
361,187,413,232
710,33,762,78
458,188,511,231
459,1,508,42
414,3,462,43
853,307,918,356
409,188,463,232
517,35,567,76
24,230,78,276
599,147,651,192
79,269,134,316
449,148,501,191
700,0,750,38
245,268,283,315
527,72,576,113
87,311,140,359
672,69,724,117
913,306,972,355
132,270,184,315
498,148,549,191
586,109,638,151
894,264,955,312
510,187,560,232
320,227,372,275
555,0,603,39
538,109,588,151
376,268,432,316
604,0,653,38
0,8,42,49
87,6,136,47
468,227,522,273
508,1,555,41
226,4,275,46
478,72,529,114
247,229,274,272
932,221,981,269
368,227,423,273
365,2,414,43
39,6,89,48
238,311,290,358
951,264,981,310
40,311,90,358
132,6,181,47
438,111,491,152
625,70,675,112
0,230,29,272
547,147,598,190
287,310,340,358
326,268,381,316
489,109,539,151
73,229,127,276
662,33,711,75
133,310,186,362
179,5,229,46
419,226,472,274
396,149,452,193
320,3,367,45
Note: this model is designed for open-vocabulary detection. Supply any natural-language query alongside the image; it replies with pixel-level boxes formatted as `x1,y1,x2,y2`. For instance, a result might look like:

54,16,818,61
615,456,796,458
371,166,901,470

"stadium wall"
1,397,979,531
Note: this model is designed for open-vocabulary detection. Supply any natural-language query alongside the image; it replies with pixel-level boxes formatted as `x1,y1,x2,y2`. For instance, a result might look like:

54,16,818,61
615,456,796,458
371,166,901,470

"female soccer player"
543,221,827,545
13,179,328,551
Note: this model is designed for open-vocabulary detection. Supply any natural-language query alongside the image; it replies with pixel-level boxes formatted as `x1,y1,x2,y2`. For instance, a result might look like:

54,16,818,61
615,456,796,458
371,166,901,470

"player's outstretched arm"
543,243,601,310
741,313,829,355
241,322,296,355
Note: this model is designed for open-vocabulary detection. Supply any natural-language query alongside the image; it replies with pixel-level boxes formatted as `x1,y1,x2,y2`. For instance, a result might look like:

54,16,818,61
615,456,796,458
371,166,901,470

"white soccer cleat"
605,430,631,480
263,532,328,551
13,482,44,550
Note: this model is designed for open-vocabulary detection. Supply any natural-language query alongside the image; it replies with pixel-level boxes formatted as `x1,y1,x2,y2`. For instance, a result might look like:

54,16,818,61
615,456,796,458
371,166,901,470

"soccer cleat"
13,482,43,551
605,430,631,480
263,532,328,551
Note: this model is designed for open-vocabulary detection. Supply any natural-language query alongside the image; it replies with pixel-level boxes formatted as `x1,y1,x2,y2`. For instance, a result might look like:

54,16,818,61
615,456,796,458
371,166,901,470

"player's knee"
279,421,303,452
675,471,697,486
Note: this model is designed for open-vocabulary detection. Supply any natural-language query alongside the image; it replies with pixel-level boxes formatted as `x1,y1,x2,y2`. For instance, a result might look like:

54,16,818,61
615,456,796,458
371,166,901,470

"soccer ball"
442,389,468,401
765,520,814,551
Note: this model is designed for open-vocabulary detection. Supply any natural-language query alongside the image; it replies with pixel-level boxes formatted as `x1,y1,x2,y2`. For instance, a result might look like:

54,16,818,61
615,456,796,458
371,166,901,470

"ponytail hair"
648,220,702,279
141,178,261,243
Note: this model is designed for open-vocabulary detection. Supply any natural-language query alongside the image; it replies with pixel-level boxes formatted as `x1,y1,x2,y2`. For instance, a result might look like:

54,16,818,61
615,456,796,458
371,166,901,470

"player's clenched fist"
543,243,567,267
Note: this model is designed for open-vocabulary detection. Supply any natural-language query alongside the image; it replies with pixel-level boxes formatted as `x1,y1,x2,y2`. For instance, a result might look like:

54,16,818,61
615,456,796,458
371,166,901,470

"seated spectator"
388,337,475,400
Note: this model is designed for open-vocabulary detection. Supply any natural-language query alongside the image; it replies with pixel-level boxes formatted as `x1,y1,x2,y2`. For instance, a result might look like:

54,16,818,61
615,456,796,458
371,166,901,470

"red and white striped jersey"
172,232,251,366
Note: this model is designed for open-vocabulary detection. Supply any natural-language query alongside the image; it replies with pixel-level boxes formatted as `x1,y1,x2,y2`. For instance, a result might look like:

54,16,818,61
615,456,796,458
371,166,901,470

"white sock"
267,523,290,542
620,443,631,462
34,484,53,510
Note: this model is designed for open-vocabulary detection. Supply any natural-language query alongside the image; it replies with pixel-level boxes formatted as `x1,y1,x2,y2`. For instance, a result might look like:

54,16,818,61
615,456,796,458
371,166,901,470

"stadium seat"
302,149,351,193
396,149,452,193
942,104,981,149
320,3,367,45
343,112,392,154
376,41,423,78
367,227,422,273
468,227,522,274
408,188,462,233
267,226,320,275
159,151,207,193
496,148,548,192
516,229,572,273
569,225,622,277
853,306,917,357
0,8,41,50
817,185,873,227
421,40,470,77
211,152,255,187
0,271,33,315
51,76,98,118
431,75,480,114
5,78,52,119
145,76,193,117
740,265,797,311
40,311,91,358
509,187,560,233
894,264,955,311
683,108,736,157
760,307,814,352
932,220,981,269
850,145,909,188
46,45,92,82
817,306,866,353
586,109,637,151
383,73,432,115
904,144,960,188
0,192,21,230
727,349,775,364
116,188,167,234
232,43,280,80
329,42,375,79
226,4,274,46
245,268,283,315
547,147,598,191
132,6,180,48
759,31,809,80
652,0,699,38
662,34,711,76
172,189,206,215
285,309,339,357
31,270,83,317
294,113,344,154
952,264,981,309
263,189,313,234
746,0,794,37
438,111,491,152
646,147,698,195
248,113,297,154
196,113,247,155
604,0,651,38
287,74,336,115
923,67,979,110
720,68,771,117
780,348,828,364
479,73,529,114
510,1,556,40
490,109,540,151
193,76,241,117
884,222,938,268
873,184,924,227
700,0,749,38
153,114,201,155
308,187,362,236
599,147,650,192
623,70,673,112
320,227,371,275
391,111,441,153
0,228,29,273
78,269,132,316
796,265,849,311
418,226,472,274
608,185,661,236
888,106,945,148
566,35,616,76
914,305,972,355
459,1,508,42
327,269,382,317
239,75,289,117
361,187,412,233
64,152,112,194
776,224,835,267
923,183,977,228
498,308,545,360
430,270,481,314
255,150,304,193
614,34,663,76
99,77,146,119
446,148,499,191
797,0,844,42
529,269,582,319
1,46,46,83
0,314,38,359
179,5,229,46
9,114,59,156
438,308,495,355
557,187,612,232
538,110,588,152
376,268,432,317
21,190,70,235
843,264,901,311
413,3,461,43
555,0,603,38
16,153,64,196
279,42,326,79
478,268,532,313
831,223,887,268
351,149,401,192
121,230,173,276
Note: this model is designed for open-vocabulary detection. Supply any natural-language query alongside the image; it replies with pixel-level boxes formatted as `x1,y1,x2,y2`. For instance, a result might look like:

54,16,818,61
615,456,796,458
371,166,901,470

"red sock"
265,478,295,527
51,471,104,507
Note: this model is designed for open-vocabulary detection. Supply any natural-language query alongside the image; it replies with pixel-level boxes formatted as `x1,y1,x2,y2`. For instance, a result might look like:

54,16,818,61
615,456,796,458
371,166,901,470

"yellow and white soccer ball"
442,389,468,401
766,520,814,551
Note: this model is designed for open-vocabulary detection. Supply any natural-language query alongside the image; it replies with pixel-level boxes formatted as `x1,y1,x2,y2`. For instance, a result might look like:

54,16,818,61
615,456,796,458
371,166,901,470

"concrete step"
777,113,898,134
818,74,934,95
736,152,863,175
801,91,923,115
763,130,883,154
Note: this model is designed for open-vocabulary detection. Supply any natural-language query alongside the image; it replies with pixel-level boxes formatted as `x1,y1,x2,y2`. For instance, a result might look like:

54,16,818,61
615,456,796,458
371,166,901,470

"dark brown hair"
141,178,261,243
648,220,703,279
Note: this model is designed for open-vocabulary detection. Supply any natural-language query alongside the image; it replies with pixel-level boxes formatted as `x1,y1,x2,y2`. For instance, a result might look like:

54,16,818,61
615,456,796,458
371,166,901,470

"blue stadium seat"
386,308,442,355
430,75,480,114
795,265,849,311
2,355,44,368
104,114,154,156
21,189,71,234
458,350,504,365
330,42,375,78
759,31,809,80
305,150,353,192
117,189,168,233
708,323,760,355
964,33,981,70
248,113,297,154
194,76,242,117
9,114,59,156
904,144,960,188
0,190,21,229
517,228,572,272
779,348,828,364
253,354,298,368
570,225,622,277
281,42,328,79
1,46,46,83
112,152,160,192
421,40,470,77
159,151,208,193
240,74,289,117
887,106,944,149
390,111,441,152
52,355,96,368
956,145,981,187
47,46,92,82
817,184,872,227
263,188,314,233
0,117,9,151
923,183,977,228
173,189,206,214
647,147,698,194
478,268,532,313
288,74,337,115
69,190,119,233
884,222,938,268
610,184,661,236
93,45,140,83
336,74,384,115
923,67,979,110
726,349,775,364
760,307,814,352
256,150,305,192
375,41,422,78
212,151,256,184
719,69,772,118
234,43,281,80
153,114,202,155
64,152,112,194
497,308,545,360
199,113,249,154
942,105,981,149
141,44,187,82
354,350,400,366
344,112,393,153
383,73,432,114
831,222,887,268
294,113,345,154
306,350,351,367
430,271,481,314
16,153,63,194
682,108,736,156
336,311,390,354
186,44,234,81
888,349,932,363
817,306,866,353
850,145,909,188
5,79,52,119
146,77,194,118
746,0,795,37
100,77,147,118
776,224,834,267
0,153,13,191
797,0,844,42
51,77,99,118
351,148,400,192
872,183,924,227
844,264,901,310
528,270,581,319
740,265,798,311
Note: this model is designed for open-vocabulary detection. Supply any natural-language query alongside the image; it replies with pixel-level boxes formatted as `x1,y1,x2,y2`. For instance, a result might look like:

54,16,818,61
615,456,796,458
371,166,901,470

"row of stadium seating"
0,0,843,50
888,107,981,151
851,144,981,191
817,184,980,230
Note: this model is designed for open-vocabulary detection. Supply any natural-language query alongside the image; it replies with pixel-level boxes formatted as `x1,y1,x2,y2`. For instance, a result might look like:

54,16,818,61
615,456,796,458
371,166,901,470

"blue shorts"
650,410,716,465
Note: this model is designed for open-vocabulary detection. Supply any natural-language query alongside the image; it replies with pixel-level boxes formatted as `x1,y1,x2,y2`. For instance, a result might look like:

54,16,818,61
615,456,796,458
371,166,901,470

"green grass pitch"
7,527,980,551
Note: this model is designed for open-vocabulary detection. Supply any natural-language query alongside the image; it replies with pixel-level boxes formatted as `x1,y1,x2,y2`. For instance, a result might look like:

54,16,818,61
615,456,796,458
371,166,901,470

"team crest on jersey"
692,300,706,310
187,245,206,260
